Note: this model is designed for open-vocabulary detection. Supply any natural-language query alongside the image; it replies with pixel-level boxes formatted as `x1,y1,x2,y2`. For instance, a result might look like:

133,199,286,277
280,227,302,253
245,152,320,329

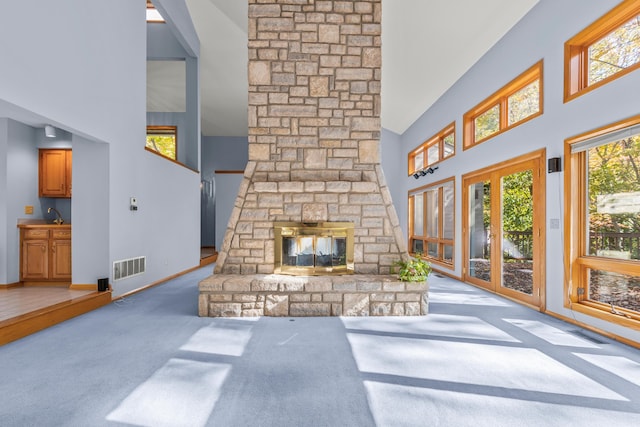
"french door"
462,150,546,309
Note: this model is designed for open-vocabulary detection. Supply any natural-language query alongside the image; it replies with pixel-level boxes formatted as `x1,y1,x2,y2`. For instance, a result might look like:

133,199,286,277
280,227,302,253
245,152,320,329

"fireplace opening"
274,222,354,276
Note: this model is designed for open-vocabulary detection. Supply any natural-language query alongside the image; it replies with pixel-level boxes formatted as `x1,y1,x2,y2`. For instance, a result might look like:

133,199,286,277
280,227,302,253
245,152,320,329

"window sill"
567,300,640,331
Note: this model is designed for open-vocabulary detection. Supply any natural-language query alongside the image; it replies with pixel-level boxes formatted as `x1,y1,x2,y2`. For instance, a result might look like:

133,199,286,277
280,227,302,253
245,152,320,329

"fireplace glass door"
275,222,354,275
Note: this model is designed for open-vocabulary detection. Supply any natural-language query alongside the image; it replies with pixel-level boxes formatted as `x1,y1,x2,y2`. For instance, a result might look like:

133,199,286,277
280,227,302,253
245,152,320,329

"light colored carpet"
1,266,639,426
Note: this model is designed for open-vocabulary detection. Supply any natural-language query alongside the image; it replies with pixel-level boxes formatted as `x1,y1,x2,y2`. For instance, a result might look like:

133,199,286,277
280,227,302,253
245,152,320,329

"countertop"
17,219,71,229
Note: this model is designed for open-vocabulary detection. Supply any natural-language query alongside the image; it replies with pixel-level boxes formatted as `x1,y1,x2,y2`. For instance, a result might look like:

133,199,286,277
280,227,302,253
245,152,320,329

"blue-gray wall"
1,120,39,283
381,128,405,237
0,120,7,283
147,21,200,170
201,136,248,250
0,0,200,295
399,0,640,343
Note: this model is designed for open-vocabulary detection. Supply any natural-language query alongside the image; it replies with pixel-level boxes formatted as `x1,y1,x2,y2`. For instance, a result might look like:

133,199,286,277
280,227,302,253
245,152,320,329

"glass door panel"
463,150,544,310
468,180,492,283
500,170,534,296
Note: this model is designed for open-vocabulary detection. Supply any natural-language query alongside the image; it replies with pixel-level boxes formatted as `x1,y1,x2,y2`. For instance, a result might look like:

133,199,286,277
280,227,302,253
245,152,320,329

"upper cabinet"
39,149,72,198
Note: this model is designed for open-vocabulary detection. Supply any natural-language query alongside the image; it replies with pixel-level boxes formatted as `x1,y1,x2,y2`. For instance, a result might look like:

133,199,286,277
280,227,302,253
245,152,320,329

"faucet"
47,207,64,225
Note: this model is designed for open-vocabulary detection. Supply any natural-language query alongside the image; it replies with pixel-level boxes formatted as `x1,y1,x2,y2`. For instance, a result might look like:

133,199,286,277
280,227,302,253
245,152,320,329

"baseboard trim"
0,282,22,290
113,264,202,301
545,309,640,350
430,269,462,281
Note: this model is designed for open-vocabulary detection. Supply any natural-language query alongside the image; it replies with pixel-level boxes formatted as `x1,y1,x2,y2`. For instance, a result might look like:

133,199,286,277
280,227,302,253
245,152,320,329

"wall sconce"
413,166,439,179
548,157,561,173
44,125,56,138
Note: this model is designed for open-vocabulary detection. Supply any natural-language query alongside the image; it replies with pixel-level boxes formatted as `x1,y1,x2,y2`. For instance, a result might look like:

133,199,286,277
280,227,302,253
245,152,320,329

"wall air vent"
113,256,146,281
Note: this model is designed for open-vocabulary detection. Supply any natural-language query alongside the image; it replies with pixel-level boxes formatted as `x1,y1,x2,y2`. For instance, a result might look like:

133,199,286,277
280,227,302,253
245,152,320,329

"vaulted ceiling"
148,0,539,137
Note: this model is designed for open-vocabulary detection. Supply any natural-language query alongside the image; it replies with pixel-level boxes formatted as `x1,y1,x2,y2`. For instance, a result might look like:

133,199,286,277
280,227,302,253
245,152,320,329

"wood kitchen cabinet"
39,149,72,198
21,229,49,280
50,229,72,279
19,224,72,284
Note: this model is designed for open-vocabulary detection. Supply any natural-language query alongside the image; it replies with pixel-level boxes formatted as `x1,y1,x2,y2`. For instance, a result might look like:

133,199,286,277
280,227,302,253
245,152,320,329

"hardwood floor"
200,246,218,267
0,286,112,346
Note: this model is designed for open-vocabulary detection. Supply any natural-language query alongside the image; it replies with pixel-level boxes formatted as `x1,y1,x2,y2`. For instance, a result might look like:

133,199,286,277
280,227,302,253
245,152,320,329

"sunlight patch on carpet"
106,358,230,427
362,381,640,427
342,314,520,343
504,319,600,348
428,292,511,306
347,333,626,400
181,321,254,356
574,353,640,387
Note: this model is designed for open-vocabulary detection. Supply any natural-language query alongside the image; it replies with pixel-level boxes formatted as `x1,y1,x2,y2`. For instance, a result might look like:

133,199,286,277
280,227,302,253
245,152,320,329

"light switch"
24,205,34,215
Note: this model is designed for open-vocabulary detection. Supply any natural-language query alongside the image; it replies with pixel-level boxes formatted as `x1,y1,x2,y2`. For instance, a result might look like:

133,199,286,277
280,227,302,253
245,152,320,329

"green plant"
394,255,432,282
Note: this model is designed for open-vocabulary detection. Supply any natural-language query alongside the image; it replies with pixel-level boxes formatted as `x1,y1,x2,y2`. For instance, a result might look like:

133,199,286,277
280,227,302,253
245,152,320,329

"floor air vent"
113,256,146,281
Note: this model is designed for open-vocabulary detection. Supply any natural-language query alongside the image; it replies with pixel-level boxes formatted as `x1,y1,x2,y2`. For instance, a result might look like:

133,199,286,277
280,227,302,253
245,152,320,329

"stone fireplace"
198,0,428,317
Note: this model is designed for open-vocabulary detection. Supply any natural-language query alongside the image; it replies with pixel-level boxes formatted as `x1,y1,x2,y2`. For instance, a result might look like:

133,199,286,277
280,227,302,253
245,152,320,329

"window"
408,122,455,176
463,61,543,149
565,114,640,326
564,0,640,102
146,126,177,160
409,178,455,267
146,0,165,23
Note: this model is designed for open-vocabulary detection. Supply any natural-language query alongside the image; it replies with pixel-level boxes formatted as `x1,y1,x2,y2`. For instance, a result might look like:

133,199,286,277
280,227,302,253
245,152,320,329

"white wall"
399,0,640,343
0,0,201,296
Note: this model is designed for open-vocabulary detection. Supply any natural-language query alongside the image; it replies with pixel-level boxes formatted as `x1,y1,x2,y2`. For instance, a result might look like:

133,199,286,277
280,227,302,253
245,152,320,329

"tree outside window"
146,126,177,161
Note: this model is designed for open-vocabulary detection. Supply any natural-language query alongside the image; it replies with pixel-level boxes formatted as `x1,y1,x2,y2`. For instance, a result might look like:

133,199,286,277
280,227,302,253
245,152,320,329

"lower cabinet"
22,234,49,280
51,232,72,279
20,227,71,283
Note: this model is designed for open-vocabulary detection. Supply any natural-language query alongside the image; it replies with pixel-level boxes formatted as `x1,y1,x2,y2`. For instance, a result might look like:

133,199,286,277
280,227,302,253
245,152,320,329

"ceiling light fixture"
44,125,56,138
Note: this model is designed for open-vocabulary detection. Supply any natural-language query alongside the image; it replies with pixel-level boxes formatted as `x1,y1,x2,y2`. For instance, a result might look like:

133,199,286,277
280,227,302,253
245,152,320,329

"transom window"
566,114,640,326
146,126,177,160
409,178,455,267
146,0,165,23
463,61,543,149
408,122,455,176
565,0,640,102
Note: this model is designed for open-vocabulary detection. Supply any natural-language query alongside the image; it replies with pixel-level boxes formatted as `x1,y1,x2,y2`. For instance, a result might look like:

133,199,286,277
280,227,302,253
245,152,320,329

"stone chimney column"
214,0,407,275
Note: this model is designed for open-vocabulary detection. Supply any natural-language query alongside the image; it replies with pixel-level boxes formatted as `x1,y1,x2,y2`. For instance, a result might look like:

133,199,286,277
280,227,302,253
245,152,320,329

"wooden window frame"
146,125,177,161
408,177,455,269
564,0,640,103
463,60,543,150
564,114,640,330
408,122,456,176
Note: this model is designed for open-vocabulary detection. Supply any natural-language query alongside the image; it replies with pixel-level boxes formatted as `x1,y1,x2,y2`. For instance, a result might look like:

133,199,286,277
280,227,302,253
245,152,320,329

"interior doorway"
200,172,217,266
462,149,546,309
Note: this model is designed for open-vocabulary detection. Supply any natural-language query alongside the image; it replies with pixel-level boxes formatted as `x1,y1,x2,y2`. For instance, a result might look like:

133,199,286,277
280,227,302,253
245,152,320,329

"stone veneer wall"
214,0,408,275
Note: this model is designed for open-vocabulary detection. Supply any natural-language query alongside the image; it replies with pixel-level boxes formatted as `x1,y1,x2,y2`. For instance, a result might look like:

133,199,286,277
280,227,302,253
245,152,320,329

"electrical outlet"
130,197,138,211
24,205,34,215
